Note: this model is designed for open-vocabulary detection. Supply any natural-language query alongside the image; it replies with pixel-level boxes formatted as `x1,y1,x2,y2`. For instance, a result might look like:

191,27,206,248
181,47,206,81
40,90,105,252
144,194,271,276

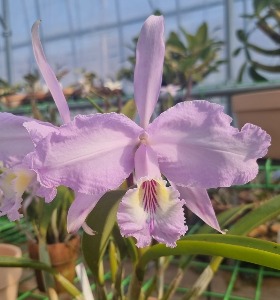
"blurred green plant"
24,186,74,244
117,22,224,102
0,78,21,98
235,0,280,82
165,22,224,100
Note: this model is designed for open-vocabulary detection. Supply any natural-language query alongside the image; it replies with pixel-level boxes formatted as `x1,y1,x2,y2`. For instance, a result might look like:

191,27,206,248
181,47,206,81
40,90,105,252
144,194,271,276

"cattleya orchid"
0,21,70,221
0,112,53,219
22,16,271,247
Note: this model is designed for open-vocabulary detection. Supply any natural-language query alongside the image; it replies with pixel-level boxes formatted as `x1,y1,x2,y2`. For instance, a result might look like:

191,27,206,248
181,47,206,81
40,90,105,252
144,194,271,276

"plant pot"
28,235,80,293
0,243,22,300
2,94,26,108
232,90,280,159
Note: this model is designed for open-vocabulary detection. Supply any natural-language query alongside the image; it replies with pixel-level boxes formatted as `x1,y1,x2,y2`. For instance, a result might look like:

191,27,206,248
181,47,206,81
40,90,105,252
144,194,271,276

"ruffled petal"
134,15,165,128
35,185,57,203
134,143,161,181
23,120,59,147
176,185,223,233
0,113,34,166
26,113,142,195
32,21,71,124
117,178,186,248
147,101,271,188
67,191,105,234
0,166,35,221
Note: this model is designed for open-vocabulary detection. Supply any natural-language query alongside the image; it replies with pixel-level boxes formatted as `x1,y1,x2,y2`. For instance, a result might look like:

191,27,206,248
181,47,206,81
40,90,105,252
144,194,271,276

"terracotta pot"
2,94,26,108
232,90,280,159
28,235,80,293
0,243,22,300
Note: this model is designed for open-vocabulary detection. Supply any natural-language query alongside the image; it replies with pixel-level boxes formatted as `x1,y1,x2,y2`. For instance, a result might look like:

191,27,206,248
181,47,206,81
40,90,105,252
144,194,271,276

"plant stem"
185,76,193,101
127,270,143,300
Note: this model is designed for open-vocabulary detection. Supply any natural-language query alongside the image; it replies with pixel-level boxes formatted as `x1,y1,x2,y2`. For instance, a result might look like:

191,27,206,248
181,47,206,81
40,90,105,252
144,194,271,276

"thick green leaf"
166,31,186,52
184,195,280,299
120,99,136,120
252,60,280,72
253,0,268,15
82,190,126,281
196,22,208,45
198,203,253,234
0,257,82,299
246,43,280,55
229,195,280,235
136,234,280,281
248,66,268,82
236,29,248,43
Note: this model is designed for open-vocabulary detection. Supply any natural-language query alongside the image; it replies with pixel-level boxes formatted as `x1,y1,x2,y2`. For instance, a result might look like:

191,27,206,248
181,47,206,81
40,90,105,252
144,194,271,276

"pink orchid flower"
25,16,270,247
0,20,71,221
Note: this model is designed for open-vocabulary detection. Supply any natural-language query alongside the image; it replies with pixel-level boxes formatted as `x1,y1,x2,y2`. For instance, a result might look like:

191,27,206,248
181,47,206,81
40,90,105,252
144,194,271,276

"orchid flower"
160,84,180,98
0,112,53,219
25,16,270,248
0,20,71,220
104,80,122,92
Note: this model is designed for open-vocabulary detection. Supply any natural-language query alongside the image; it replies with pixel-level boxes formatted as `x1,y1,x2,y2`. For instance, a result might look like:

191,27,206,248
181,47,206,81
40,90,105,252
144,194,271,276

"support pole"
1,0,12,83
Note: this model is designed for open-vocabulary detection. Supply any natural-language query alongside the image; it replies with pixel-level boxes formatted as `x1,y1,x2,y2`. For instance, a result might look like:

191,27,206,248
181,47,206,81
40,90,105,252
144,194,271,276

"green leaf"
136,234,280,281
233,47,243,57
82,190,126,282
229,195,280,235
39,186,70,238
109,240,118,283
237,62,247,82
198,203,253,234
248,66,268,82
166,31,186,52
253,0,268,15
180,27,196,48
246,43,280,55
252,60,280,72
236,29,248,43
86,97,104,113
0,257,82,299
120,99,136,120
196,22,208,45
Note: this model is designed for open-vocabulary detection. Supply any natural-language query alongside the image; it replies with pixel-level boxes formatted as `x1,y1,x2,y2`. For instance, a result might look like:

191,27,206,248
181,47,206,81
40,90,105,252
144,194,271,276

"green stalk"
0,257,83,299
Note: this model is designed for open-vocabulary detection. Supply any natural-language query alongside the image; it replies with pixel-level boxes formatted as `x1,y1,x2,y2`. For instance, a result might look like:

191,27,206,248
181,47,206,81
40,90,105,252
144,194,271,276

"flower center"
139,131,149,145
141,179,159,231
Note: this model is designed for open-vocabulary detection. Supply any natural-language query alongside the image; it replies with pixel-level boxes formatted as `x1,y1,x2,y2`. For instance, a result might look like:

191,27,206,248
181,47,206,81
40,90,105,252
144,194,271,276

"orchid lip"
141,179,160,232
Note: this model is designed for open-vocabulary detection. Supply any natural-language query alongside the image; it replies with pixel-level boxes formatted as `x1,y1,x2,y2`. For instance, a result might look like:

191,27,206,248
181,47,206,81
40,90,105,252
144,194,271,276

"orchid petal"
67,191,105,234
35,185,57,203
23,120,59,147
148,101,271,188
134,143,161,181
117,178,186,248
0,113,34,166
26,113,142,195
176,185,223,233
134,15,165,128
0,166,35,221
32,21,71,124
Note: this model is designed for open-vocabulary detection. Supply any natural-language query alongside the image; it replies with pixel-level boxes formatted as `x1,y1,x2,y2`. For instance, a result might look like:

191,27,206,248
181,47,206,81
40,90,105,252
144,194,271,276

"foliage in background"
24,186,74,244
235,0,280,82
165,22,224,99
